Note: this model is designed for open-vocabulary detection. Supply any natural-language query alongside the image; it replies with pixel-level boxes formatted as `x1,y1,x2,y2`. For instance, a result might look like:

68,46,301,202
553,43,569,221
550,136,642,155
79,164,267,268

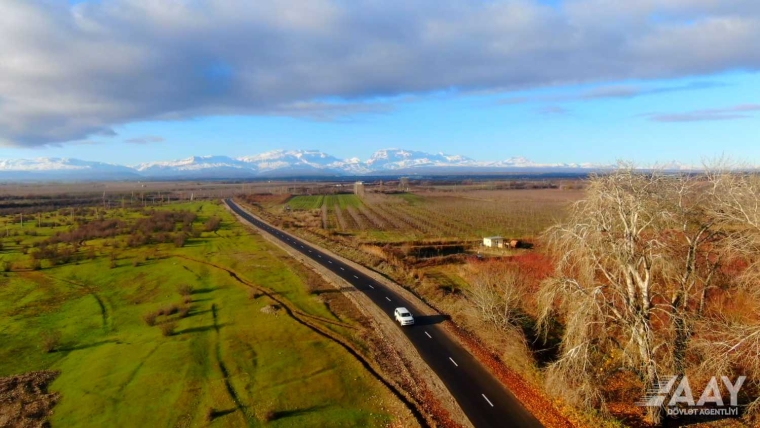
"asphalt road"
225,199,544,428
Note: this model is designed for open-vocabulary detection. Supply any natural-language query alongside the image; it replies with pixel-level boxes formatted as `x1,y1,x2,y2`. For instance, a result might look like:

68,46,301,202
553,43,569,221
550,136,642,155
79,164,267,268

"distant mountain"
238,150,353,176
135,156,253,178
0,157,139,180
0,149,698,181
364,149,477,171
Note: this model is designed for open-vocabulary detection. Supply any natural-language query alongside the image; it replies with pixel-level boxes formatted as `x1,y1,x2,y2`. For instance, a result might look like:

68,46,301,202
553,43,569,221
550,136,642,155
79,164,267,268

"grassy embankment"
0,201,406,427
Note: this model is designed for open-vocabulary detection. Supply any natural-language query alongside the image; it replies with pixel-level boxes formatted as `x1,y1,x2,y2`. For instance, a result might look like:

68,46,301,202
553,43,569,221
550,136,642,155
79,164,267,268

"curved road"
225,199,543,428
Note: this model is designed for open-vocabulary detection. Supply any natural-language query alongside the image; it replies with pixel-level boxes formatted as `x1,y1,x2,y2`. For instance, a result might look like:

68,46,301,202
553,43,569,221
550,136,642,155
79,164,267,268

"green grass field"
0,202,406,427
323,195,362,209
286,195,325,210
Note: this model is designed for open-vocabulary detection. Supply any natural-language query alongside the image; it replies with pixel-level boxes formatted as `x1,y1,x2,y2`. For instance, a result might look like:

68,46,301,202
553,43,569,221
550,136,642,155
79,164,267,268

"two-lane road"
226,199,543,428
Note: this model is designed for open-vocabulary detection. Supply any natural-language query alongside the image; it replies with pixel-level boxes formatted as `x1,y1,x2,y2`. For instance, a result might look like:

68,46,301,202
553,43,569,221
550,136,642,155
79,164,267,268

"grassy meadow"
0,201,406,427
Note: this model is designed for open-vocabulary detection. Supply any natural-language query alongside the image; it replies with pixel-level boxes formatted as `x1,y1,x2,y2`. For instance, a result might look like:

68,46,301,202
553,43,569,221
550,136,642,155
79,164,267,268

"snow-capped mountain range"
0,149,694,180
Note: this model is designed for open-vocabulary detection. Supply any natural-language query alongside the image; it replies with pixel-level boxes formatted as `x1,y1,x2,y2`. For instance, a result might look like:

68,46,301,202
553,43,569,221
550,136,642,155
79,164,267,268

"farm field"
266,188,582,243
0,201,411,427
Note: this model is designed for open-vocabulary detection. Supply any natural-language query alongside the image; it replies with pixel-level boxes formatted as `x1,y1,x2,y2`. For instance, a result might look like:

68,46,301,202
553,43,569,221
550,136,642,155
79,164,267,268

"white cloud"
124,135,164,144
0,0,759,146
643,104,760,122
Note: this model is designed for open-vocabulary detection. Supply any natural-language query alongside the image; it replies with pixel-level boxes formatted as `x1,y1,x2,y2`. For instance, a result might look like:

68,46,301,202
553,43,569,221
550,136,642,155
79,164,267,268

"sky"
0,0,758,166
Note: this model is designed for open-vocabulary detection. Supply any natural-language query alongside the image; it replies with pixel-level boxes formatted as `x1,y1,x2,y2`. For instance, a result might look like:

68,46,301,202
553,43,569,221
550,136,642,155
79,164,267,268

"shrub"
30,260,41,271
205,407,215,422
162,304,179,316
204,217,221,232
178,306,190,318
143,311,158,326
173,234,186,248
41,331,61,353
263,410,277,422
160,322,176,337
177,284,193,296
183,296,193,304
2,261,11,272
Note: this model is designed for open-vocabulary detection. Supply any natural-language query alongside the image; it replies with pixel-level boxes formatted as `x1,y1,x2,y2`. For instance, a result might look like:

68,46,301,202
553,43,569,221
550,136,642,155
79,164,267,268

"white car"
394,307,414,326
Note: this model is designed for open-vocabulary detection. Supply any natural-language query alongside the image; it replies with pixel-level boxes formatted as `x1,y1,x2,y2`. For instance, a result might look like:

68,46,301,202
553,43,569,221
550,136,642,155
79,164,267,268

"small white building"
483,236,504,248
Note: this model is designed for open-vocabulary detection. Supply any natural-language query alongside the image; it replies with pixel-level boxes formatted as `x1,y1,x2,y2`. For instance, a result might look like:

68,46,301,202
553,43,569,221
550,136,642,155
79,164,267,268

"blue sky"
1,0,759,166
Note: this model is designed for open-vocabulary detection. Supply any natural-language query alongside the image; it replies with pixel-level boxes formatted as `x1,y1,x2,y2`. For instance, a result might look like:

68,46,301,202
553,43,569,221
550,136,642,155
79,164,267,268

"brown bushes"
160,322,176,337
40,331,61,353
177,284,193,296
158,304,179,316
145,299,191,328
173,234,186,248
204,216,221,232
35,209,198,255
263,410,277,422
178,306,190,319
143,311,158,326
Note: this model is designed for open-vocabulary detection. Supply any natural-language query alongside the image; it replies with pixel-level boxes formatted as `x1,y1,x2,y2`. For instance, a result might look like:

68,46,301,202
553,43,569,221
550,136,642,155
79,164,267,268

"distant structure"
399,177,409,192
483,236,504,248
353,181,365,197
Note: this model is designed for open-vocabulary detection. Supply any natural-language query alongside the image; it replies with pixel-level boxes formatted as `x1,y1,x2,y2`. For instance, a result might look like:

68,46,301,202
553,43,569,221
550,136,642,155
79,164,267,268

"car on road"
394,307,414,326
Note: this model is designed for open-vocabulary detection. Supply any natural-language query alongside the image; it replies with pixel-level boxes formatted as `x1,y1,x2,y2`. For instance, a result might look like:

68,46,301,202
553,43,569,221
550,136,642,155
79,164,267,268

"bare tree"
537,166,759,424
465,263,526,333
696,168,760,418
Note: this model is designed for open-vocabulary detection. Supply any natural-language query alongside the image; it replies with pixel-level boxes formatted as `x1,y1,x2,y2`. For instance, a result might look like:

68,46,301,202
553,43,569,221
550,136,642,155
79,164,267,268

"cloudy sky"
0,0,758,164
